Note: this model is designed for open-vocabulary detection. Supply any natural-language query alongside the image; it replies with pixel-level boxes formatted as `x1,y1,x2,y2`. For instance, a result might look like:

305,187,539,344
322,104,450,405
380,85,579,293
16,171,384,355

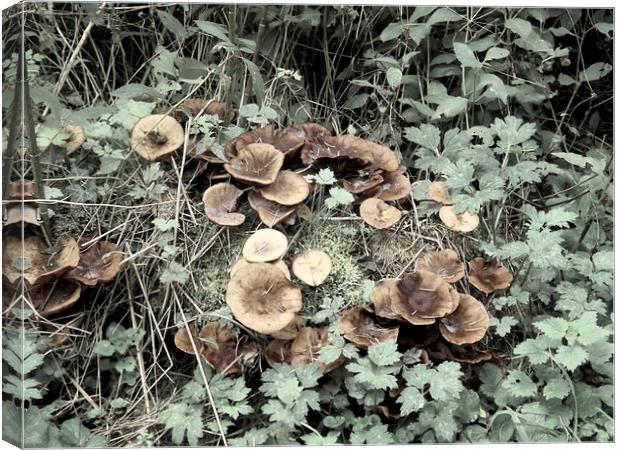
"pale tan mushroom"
439,206,479,233
202,183,245,226
290,326,344,372
291,250,332,286
225,262,302,334
242,228,289,263
376,171,411,201
259,170,310,205
439,294,490,345
370,278,403,321
467,258,513,294
224,143,284,185
415,249,464,284
27,281,82,318
131,114,185,160
338,306,399,348
247,191,296,227
359,198,402,229
427,181,453,205
63,241,123,286
62,124,86,155
394,270,458,324
270,315,305,340
229,257,291,280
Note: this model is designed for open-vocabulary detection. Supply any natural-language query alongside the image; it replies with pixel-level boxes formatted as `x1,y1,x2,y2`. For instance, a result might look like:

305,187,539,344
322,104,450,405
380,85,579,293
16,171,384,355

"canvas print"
1,2,614,447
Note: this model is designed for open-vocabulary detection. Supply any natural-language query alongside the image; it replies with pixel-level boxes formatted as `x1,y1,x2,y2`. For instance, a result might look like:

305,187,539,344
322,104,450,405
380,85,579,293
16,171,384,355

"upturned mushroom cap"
370,278,403,321
265,339,293,367
270,315,305,340
376,171,411,201
248,191,296,227
439,206,479,233
131,114,185,160
242,228,289,262
259,170,310,205
174,323,202,355
27,281,82,318
291,250,332,286
7,179,37,199
225,125,305,159
199,322,259,374
230,257,291,280
278,123,331,145
394,270,458,324
415,249,465,284
63,241,123,286
2,235,80,286
175,98,233,121
202,183,245,226
433,341,495,364
343,172,384,194
467,257,513,294
225,262,302,334
427,181,453,205
439,294,490,345
4,205,40,227
224,143,284,185
62,124,86,155
290,326,344,372
359,198,402,229
301,135,374,169
338,306,399,348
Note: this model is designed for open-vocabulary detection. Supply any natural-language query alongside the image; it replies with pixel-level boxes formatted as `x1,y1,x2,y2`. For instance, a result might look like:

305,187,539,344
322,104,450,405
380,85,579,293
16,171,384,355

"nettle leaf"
346,358,399,390
379,22,403,42
453,42,482,69
484,46,510,61
403,124,441,150
386,67,403,88
534,317,568,340
492,116,537,149
513,336,559,365
554,345,588,371
543,378,570,400
442,161,475,189
491,316,518,337
502,370,538,398
325,186,354,209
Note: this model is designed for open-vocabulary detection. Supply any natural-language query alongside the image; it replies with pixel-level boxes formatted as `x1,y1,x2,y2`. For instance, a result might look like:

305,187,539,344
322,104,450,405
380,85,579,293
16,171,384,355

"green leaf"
386,67,403,88
429,362,464,401
453,42,482,69
534,317,568,340
367,341,400,366
153,218,178,231
484,46,510,61
160,261,189,285
502,370,538,398
344,93,369,109
380,22,403,42
243,59,265,105
594,22,613,37
157,10,188,39
159,402,204,446
579,62,612,82
194,20,231,44
404,124,441,150
398,386,425,415
554,345,588,371
543,378,570,400
492,316,518,337
505,17,533,38
325,186,354,209
93,340,116,357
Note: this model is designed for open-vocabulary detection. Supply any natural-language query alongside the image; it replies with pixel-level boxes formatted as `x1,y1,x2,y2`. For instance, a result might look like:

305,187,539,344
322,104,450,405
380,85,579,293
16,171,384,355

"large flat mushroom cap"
64,241,123,286
395,270,456,323
224,143,284,185
359,198,402,229
301,135,374,168
439,294,490,345
131,114,185,160
202,183,246,226
3,235,80,286
338,305,399,348
370,278,403,321
291,249,332,286
27,281,82,318
230,257,291,280
175,98,232,121
439,206,479,233
343,172,384,194
259,170,310,205
270,315,305,340
242,228,289,262
415,249,465,284
225,262,302,334
467,257,513,294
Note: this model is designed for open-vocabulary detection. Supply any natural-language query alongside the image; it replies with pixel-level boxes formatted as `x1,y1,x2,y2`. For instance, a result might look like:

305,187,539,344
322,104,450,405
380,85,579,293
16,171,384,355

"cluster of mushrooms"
2,180,122,346
129,98,480,233
173,226,514,376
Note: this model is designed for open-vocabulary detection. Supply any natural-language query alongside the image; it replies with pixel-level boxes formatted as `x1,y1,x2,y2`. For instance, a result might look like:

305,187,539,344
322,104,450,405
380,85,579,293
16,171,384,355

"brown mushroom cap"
394,270,458,324
359,198,402,229
62,124,86,155
338,306,399,348
242,228,289,262
270,315,305,340
301,135,374,169
259,170,310,205
415,249,464,284
247,191,296,227
343,172,384,194
278,123,331,146
439,206,479,233
370,278,403,321
427,181,453,205
225,262,302,334
174,323,202,355
291,250,332,286
224,143,284,185
7,179,37,200
433,341,495,365
290,326,343,372
199,322,259,375
202,183,245,226
467,258,513,294
27,280,82,318
63,241,123,286
175,98,233,121
5,204,40,227
230,257,291,280
376,171,411,201
131,114,185,160
439,294,490,345
2,235,80,286
265,339,293,367
225,125,304,159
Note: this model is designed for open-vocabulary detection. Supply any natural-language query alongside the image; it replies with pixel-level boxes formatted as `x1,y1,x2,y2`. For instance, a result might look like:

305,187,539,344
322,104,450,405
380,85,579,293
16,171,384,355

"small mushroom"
259,170,310,205
301,135,374,169
174,323,202,355
265,339,293,367
225,125,304,159
370,278,403,321
427,181,453,205
338,306,399,348
359,198,402,229
224,143,284,185
343,172,384,194
174,98,233,121
438,206,479,233
62,124,86,155
439,294,490,345
415,249,464,284
63,241,123,286
2,235,80,286
467,258,514,294
131,114,185,160
230,257,291,280
291,249,332,286
376,172,411,202
248,191,296,227
290,326,343,372
199,322,259,374
202,183,245,226
27,280,82,318
242,229,289,263
225,262,302,334
394,270,458,324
